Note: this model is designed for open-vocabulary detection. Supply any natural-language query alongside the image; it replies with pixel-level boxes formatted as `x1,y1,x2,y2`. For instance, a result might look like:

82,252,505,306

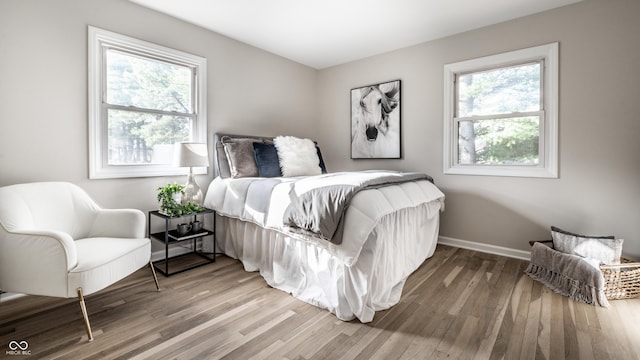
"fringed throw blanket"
525,242,609,307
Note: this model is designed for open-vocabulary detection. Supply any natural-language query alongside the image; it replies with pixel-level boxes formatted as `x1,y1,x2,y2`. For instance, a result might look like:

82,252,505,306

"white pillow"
274,136,322,177
551,226,623,264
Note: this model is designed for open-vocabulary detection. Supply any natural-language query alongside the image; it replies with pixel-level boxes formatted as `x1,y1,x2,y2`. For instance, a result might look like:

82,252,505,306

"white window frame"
88,26,207,179
443,42,558,178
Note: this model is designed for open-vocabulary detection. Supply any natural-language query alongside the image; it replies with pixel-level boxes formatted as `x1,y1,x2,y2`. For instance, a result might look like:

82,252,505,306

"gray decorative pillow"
551,226,623,264
222,137,260,178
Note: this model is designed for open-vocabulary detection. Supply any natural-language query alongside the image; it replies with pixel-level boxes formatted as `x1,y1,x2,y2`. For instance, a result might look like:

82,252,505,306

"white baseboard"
0,292,26,302
438,236,531,261
151,246,193,262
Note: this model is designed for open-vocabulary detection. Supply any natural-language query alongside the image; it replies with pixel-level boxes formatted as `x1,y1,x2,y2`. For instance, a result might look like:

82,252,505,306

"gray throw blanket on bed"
283,171,433,244
525,242,609,307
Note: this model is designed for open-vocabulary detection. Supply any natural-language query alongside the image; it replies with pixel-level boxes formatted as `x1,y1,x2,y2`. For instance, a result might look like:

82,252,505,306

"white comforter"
205,171,444,266
204,171,445,321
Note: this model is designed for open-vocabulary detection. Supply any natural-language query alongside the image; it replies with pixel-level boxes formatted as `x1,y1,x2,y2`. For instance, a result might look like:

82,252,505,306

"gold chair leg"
149,261,160,291
77,287,94,342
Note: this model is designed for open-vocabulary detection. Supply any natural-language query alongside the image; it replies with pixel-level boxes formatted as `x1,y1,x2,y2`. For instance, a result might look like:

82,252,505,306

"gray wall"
316,0,640,257
1,0,639,258
0,0,317,213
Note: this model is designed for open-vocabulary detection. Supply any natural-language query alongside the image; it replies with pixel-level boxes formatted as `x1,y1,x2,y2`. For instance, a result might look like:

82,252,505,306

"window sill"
444,165,557,178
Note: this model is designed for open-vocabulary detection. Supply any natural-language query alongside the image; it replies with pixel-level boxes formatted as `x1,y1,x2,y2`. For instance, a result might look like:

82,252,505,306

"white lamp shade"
173,142,209,168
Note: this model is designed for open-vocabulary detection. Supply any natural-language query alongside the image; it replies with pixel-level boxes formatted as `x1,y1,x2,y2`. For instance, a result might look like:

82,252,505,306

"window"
88,26,207,179
443,43,558,178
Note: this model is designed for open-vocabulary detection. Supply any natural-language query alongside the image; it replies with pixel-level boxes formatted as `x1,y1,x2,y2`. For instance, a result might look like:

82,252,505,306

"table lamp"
173,142,209,206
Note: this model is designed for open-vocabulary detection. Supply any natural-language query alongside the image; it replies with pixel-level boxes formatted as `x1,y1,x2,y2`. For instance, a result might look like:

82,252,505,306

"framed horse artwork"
350,80,401,159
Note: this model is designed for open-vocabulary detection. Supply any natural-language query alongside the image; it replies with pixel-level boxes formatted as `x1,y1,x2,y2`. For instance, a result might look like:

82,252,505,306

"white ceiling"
128,0,582,69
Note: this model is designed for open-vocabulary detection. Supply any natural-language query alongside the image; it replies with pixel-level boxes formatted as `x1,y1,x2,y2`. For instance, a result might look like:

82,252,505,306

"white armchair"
0,182,159,341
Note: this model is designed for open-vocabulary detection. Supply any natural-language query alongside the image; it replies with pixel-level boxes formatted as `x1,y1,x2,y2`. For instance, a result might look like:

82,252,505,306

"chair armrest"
90,209,145,238
3,229,77,269
0,229,77,297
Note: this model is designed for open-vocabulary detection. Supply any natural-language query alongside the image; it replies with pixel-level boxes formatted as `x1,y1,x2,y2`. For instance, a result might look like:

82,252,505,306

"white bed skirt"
216,200,441,322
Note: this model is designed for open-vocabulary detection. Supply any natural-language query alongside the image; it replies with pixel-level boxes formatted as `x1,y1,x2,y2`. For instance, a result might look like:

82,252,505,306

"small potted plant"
157,183,184,216
157,183,205,216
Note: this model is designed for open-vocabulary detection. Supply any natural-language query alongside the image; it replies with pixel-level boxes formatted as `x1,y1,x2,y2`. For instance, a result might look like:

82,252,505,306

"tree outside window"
456,62,541,166
105,50,193,165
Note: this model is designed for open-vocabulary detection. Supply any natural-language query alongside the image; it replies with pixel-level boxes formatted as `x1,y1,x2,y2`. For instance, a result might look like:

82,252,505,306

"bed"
203,133,445,322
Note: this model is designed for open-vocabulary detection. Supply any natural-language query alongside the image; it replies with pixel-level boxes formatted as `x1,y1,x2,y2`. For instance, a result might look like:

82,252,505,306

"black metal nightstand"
148,208,216,276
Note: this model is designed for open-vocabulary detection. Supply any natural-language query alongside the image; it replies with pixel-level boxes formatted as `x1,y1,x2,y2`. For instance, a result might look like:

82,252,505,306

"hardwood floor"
2,245,639,359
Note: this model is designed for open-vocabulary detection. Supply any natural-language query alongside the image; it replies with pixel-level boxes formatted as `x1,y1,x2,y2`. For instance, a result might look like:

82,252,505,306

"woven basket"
600,258,640,300
529,240,640,301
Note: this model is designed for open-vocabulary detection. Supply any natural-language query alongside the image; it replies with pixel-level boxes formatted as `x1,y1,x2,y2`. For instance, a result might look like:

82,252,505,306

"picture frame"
350,80,401,159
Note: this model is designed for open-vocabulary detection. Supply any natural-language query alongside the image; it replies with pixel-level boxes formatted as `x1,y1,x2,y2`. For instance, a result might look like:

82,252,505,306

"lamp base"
182,172,203,206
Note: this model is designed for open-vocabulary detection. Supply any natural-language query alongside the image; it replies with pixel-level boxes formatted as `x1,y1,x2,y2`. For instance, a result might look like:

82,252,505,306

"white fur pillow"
274,136,322,177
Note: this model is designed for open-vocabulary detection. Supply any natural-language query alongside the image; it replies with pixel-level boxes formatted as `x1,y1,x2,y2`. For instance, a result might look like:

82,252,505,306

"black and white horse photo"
351,80,400,158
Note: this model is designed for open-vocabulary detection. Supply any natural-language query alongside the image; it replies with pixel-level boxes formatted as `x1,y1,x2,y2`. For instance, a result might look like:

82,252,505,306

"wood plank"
1,247,640,359
535,285,553,360
520,277,543,360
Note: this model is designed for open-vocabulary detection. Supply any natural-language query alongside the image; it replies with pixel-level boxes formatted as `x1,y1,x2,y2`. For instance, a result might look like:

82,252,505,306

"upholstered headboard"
213,133,275,178
214,132,328,179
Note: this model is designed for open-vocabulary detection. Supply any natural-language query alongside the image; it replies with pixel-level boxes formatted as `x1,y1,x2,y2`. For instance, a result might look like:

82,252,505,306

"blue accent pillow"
253,142,282,177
